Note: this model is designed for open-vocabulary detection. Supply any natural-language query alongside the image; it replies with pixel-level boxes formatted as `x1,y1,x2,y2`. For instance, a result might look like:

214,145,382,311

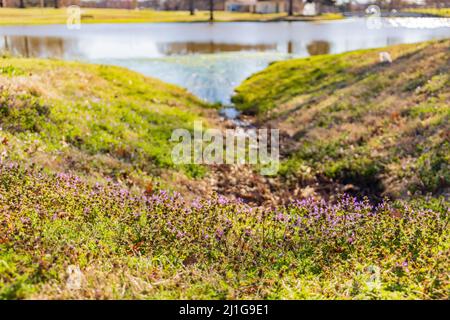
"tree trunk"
288,0,294,16
209,0,214,21
19,0,26,8
190,0,195,15
54,0,58,9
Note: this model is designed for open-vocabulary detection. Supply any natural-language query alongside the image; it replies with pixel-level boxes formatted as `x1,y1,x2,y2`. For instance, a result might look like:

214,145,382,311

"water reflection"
306,40,330,56
1,35,282,58
1,35,79,58
157,42,277,55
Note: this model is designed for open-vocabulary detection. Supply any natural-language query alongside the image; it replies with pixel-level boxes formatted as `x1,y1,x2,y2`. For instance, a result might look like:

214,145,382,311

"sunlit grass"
405,8,450,17
0,8,342,25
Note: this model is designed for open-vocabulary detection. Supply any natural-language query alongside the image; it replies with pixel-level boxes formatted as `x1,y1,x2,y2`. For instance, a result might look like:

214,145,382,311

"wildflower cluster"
0,164,448,299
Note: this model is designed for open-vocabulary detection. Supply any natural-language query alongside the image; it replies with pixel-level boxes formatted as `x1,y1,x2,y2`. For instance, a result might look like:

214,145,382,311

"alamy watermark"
170,121,280,175
67,5,81,30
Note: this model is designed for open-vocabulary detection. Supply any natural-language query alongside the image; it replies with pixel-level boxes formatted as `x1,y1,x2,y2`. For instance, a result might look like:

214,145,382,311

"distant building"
302,1,316,15
225,0,285,13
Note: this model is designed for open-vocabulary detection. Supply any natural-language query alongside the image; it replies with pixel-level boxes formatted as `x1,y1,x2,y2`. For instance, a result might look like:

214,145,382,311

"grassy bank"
233,40,450,199
1,164,448,299
0,56,212,189
0,8,342,25
405,8,450,17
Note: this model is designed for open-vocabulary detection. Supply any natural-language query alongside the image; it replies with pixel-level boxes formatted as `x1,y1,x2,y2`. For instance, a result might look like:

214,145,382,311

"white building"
255,1,285,14
303,2,317,16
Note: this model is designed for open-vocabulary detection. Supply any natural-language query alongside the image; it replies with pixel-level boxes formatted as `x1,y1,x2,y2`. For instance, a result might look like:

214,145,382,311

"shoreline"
0,8,343,26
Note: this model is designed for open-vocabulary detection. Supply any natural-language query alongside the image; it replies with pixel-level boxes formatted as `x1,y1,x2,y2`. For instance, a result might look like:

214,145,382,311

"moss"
233,53,354,116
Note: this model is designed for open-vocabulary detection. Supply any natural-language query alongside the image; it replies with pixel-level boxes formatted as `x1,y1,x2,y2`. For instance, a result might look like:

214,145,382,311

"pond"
0,19,449,105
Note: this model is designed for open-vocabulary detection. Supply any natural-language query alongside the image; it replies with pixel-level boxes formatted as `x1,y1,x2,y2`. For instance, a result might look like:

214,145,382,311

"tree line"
1,0,446,16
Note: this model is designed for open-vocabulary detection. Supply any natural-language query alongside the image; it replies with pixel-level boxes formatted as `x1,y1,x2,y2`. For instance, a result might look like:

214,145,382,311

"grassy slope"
0,57,212,189
233,40,450,198
0,8,342,25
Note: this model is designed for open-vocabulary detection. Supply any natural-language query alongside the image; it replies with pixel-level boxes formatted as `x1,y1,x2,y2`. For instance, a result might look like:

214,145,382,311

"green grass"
0,164,448,299
0,8,342,25
233,40,450,198
405,8,450,17
0,39,448,300
0,56,212,189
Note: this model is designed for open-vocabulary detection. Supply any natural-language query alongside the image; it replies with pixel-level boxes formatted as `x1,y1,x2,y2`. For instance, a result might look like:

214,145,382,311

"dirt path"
177,115,360,206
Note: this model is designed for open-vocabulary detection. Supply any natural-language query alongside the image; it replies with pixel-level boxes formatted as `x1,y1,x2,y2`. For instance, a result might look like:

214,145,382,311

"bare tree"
190,0,195,15
209,0,214,21
428,0,448,7
315,0,337,15
388,0,404,10
288,0,294,16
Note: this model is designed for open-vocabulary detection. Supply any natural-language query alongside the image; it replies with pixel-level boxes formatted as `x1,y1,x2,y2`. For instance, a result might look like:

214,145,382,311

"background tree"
19,0,26,8
316,0,337,15
288,0,294,16
189,0,195,15
320,0,336,5
388,0,404,10
429,0,448,7
209,0,214,21
54,0,58,9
